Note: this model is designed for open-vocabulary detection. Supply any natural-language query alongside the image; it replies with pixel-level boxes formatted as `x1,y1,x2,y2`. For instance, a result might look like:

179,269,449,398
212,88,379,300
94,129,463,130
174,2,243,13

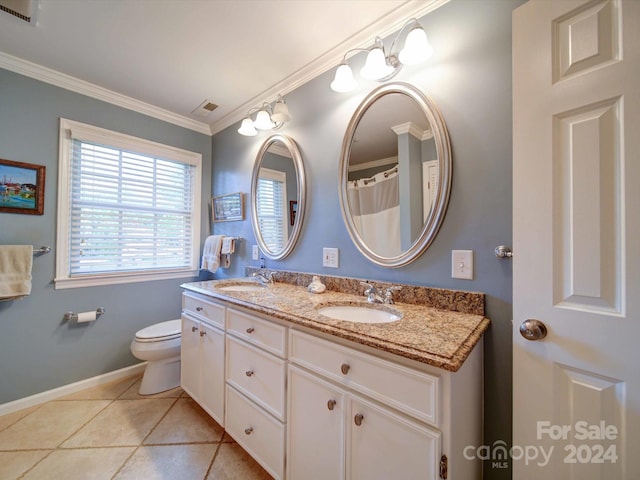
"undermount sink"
317,304,402,324
216,282,266,292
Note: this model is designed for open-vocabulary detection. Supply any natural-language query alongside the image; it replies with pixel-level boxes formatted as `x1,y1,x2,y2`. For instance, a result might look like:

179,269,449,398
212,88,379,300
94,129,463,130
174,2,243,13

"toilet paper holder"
64,307,106,323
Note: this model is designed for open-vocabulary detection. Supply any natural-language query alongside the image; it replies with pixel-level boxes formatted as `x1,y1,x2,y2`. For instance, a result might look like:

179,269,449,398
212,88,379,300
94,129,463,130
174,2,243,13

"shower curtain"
347,166,400,257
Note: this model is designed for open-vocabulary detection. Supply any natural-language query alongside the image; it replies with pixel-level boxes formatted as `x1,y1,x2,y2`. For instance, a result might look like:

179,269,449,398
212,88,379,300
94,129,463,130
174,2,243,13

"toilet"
130,319,182,395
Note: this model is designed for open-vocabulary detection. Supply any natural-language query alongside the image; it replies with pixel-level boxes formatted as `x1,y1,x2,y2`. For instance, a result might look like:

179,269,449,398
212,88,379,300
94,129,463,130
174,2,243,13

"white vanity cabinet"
224,307,288,480
181,292,226,426
288,329,481,480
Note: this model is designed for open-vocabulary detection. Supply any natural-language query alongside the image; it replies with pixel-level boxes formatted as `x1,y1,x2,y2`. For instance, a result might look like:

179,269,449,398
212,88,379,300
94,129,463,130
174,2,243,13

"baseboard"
0,363,147,416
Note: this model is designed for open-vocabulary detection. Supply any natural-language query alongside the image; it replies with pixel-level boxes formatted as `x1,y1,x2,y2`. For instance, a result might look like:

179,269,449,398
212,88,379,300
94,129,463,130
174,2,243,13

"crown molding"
0,51,212,135
209,0,450,135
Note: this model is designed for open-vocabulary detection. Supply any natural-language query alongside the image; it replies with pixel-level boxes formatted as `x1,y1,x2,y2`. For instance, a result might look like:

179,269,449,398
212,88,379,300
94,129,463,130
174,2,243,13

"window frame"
55,118,202,289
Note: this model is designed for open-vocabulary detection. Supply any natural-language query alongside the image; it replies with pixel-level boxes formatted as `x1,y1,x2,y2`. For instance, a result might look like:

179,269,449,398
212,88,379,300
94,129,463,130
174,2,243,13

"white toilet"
130,319,182,395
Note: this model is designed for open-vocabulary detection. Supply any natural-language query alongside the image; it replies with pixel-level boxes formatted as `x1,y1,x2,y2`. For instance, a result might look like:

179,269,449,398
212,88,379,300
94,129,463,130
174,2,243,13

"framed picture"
212,192,244,222
0,158,45,215
289,200,298,226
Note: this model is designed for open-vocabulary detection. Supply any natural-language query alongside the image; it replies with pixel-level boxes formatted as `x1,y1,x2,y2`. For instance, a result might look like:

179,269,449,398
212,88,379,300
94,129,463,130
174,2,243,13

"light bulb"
330,63,357,92
271,98,291,123
398,25,433,65
360,46,394,80
254,109,275,130
237,117,257,136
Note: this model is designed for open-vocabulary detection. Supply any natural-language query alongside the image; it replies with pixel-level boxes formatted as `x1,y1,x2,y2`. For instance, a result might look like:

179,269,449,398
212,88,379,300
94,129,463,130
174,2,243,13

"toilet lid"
135,319,181,342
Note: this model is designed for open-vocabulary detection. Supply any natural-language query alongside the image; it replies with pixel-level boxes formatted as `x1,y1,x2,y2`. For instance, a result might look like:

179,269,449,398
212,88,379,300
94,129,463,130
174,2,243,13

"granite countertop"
181,278,490,372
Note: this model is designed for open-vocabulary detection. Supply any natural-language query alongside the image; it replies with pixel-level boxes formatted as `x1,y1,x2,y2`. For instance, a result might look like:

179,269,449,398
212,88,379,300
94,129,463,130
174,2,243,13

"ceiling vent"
191,99,219,118
0,0,38,24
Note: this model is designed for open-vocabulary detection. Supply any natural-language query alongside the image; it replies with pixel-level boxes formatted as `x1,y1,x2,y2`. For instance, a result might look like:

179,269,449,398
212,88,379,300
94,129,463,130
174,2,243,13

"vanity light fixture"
330,18,433,93
237,94,292,137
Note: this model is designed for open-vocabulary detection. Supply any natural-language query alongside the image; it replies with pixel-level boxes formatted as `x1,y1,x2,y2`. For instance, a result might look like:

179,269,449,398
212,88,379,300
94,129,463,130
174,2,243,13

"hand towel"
221,237,236,255
201,235,224,273
0,245,33,300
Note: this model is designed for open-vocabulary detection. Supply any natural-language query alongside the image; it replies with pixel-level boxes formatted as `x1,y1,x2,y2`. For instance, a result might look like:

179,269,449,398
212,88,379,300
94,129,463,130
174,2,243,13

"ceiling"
0,0,444,135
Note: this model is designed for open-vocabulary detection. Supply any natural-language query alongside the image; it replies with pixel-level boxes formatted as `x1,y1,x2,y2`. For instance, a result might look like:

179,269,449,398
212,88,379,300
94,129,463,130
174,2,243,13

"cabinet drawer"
182,292,225,328
225,385,285,480
290,330,440,426
226,335,286,420
226,308,286,357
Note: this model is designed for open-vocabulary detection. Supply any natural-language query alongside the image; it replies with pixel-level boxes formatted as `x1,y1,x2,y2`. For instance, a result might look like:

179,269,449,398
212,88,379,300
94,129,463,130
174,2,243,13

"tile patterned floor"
0,375,273,479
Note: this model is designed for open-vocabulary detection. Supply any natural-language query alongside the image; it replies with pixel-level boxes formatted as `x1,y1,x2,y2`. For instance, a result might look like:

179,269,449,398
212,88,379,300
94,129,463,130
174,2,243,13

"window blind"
256,168,288,252
68,139,196,275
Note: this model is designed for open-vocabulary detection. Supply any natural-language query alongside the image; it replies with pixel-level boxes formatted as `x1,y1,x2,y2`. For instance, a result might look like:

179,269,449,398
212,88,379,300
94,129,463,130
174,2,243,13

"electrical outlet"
452,250,473,280
323,247,339,268
252,245,259,260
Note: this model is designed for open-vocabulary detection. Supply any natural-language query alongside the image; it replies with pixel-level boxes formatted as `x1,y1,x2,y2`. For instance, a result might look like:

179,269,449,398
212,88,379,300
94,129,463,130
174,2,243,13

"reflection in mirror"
339,83,451,267
251,135,305,260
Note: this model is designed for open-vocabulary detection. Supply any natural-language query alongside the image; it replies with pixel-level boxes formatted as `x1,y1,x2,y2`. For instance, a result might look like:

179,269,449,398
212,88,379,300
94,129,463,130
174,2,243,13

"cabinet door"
199,321,225,426
180,314,201,399
288,366,345,480
347,395,441,480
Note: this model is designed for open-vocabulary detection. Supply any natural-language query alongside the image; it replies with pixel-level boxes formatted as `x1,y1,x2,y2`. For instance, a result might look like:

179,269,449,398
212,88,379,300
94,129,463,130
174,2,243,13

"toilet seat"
135,319,181,343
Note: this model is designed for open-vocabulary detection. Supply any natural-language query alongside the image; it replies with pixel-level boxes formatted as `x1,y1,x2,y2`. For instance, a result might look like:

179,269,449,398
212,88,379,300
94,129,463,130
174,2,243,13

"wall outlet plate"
252,245,259,260
452,250,473,280
323,247,339,268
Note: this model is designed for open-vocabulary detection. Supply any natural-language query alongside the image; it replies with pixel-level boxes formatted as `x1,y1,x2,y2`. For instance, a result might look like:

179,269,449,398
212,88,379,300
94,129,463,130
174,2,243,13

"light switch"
323,248,339,268
452,250,473,280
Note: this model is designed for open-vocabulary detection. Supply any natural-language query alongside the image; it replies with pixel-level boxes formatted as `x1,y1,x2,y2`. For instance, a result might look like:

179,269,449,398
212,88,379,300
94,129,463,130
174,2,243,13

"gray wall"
0,68,212,404
211,1,520,478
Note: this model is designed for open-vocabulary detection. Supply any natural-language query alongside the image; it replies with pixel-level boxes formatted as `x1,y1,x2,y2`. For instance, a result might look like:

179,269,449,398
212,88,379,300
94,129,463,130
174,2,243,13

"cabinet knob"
354,413,364,426
199,330,206,337
245,370,254,377
340,363,350,375
327,399,337,411
244,427,253,435
191,326,198,333
196,306,203,312
246,327,255,334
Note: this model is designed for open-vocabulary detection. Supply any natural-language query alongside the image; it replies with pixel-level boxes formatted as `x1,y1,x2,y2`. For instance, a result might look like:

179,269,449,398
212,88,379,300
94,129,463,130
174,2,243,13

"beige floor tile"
118,378,184,399
60,375,140,401
144,397,224,444
0,404,41,432
61,399,175,448
114,444,216,480
207,443,273,480
0,400,110,450
0,450,50,479
21,447,134,480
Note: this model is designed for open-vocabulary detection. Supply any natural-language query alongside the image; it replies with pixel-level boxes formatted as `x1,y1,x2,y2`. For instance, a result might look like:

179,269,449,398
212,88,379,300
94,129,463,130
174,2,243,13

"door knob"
519,319,548,341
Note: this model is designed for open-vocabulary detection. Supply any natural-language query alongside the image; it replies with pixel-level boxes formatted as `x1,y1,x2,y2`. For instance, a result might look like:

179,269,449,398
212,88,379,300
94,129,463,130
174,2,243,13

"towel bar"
33,246,51,255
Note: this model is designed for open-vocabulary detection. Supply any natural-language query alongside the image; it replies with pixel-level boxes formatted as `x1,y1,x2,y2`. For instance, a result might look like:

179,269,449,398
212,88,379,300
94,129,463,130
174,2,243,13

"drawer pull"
354,413,364,426
191,326,198,333
199,330,206,337
246,327,255,334
245,370,254,377
244,427,253,435
341,363,350,375
327,399,337,411
196,306,204,312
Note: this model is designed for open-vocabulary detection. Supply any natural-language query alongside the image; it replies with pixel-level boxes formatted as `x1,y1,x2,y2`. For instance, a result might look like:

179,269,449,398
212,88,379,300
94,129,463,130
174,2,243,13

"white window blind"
256,168,288,252
56,118,201,288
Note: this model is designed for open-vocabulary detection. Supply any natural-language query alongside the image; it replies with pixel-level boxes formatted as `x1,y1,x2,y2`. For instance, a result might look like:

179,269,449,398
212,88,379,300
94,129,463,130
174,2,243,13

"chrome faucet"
252,271,274,285
360,282,401,304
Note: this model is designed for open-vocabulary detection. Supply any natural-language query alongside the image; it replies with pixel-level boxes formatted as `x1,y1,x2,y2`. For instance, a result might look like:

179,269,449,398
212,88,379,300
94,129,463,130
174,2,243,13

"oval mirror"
251,134,306,260
339,83,451,268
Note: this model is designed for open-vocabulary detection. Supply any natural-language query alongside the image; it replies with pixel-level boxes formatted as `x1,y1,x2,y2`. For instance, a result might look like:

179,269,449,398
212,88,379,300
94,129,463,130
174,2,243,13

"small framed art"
0,158,46,215
212,192,244,222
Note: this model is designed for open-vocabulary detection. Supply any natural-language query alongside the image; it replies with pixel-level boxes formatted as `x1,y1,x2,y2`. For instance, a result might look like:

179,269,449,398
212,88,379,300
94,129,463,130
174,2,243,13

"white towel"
221,237,235,255
201,235,224,273
0,245,33,300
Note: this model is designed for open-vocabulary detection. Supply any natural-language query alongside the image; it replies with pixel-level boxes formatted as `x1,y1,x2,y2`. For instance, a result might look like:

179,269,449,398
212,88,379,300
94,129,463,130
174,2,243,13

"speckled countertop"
181,274,490,372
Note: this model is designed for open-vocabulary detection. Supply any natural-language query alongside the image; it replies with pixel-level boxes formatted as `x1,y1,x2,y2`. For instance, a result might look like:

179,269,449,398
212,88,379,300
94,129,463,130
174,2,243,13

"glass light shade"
360,47,394,80
271,100,291,123
238,117,257,136
330,63,357,92
398,26,433,65
254,109,275,130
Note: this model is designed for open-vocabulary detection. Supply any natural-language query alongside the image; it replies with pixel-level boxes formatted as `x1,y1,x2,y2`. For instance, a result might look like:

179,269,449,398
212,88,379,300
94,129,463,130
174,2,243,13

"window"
56,118,201,288
256,168,288,252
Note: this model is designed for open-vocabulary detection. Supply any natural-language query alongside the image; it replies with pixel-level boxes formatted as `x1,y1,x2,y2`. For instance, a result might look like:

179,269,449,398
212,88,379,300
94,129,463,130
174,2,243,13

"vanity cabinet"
225,307,288,480
181,292,225,426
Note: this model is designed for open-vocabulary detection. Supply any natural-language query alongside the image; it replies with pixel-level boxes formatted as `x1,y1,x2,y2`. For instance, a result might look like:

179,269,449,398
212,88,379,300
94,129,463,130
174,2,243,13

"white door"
513,0,639,478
